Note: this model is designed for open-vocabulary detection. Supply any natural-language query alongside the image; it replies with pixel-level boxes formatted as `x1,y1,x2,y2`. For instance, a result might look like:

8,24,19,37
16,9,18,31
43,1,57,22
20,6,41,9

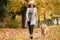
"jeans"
28,21,34,35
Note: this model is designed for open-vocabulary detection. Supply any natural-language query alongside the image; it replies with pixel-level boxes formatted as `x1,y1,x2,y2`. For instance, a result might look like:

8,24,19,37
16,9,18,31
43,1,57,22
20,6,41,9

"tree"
35,0,60,25
0,0,8,21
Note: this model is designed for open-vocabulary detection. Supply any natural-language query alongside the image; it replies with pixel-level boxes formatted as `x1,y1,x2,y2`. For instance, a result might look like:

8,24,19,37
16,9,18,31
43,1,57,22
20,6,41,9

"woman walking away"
25,2,38,39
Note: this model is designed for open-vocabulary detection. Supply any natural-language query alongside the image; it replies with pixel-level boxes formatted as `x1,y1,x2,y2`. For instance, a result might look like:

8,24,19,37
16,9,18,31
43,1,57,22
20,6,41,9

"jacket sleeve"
26,8,29,21
25,8,29,27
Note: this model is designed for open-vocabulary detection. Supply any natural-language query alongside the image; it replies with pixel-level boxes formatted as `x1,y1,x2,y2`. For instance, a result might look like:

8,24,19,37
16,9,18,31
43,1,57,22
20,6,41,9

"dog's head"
41,24,47,29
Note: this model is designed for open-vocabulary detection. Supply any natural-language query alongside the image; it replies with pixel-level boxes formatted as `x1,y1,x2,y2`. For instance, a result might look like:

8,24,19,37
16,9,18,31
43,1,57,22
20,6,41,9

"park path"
0,27,60,40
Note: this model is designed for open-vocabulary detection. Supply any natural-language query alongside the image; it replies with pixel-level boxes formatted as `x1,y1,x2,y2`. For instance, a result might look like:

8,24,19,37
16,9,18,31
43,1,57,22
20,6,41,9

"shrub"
0,22,5,28
9,19,21,28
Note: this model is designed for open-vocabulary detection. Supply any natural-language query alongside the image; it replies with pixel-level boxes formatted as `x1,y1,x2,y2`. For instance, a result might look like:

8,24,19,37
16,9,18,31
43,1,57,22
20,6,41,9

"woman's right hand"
27,18,29,21
25,18,29,27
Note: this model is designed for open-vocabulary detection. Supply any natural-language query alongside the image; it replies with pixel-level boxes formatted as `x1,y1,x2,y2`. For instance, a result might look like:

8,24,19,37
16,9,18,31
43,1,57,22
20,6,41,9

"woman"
25,3,38,39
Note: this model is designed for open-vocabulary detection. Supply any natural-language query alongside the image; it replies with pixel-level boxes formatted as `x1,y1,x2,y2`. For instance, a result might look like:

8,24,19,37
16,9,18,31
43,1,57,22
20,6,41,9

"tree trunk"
21,5,27,28
56,17,59,25
22,12,26,28
44,13,46,24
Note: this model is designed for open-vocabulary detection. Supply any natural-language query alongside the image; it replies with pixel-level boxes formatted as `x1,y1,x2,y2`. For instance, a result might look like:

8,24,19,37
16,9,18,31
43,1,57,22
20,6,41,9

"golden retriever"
40,24,50,37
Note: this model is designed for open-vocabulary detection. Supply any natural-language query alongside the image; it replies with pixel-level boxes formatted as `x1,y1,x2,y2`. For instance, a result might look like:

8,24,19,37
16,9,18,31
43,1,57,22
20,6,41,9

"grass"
48,24,60,27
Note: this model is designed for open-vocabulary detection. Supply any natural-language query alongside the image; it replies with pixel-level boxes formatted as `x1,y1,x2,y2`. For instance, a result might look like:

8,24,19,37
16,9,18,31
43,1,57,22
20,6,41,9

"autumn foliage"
0,0,60,28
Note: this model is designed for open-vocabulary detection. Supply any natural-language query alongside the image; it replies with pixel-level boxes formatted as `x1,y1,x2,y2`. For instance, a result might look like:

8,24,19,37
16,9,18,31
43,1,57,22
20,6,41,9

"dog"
40,24,50,37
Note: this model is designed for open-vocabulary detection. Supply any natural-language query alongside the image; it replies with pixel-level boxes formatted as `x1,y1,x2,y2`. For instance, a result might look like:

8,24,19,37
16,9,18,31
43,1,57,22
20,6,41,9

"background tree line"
0,0,60,28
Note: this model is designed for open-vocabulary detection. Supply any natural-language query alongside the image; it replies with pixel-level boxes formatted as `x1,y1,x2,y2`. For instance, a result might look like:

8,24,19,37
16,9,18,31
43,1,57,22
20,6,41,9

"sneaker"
30,36,33,39
30,35,33,39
